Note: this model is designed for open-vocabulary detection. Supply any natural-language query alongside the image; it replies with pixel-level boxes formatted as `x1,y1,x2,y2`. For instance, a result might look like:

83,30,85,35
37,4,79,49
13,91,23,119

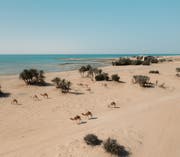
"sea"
0,53,179,75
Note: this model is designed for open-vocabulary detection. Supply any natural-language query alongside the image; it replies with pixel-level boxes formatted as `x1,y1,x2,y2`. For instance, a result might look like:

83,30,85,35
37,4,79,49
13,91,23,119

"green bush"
0,85,10,98
84,134,102,146
142,60,150,65
176,67,180,73
19,69,46,85
52,77,71,93
103,138,130,157
111,74,120,82
133,75,152,87
51,77,61,88
95,73,109,81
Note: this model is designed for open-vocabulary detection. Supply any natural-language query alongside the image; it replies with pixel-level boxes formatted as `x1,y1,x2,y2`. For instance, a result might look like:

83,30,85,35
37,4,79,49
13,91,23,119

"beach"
0,56,180,157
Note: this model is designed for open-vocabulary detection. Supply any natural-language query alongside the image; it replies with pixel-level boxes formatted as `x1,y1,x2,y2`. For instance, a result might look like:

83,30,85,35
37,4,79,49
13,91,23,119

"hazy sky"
0,0,180,54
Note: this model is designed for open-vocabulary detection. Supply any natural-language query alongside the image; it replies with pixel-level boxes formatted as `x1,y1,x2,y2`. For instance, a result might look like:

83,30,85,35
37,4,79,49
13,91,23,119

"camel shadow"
69,91,84,95
119,80,126,83
79,121,87,125
114,106,120,108
13,103,22,106
89,117,98,120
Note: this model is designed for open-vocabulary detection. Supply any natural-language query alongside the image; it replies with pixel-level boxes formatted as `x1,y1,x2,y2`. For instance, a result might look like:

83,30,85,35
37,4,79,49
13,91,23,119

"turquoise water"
0,54,179,75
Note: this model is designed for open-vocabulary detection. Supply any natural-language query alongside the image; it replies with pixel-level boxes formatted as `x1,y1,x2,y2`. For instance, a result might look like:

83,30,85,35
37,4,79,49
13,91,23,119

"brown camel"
70,115,81,124
40,93,48,98
11,99,18,105
32,94,40,101
86,87,91,91
108,101,117,108
82,111,93,119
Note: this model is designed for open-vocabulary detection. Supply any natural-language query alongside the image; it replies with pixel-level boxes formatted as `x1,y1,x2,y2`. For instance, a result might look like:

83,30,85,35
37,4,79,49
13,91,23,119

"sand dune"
0,58,180,157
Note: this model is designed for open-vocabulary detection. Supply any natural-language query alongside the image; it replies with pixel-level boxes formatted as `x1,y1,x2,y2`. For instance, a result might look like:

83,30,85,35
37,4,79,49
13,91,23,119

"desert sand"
0,57,180,157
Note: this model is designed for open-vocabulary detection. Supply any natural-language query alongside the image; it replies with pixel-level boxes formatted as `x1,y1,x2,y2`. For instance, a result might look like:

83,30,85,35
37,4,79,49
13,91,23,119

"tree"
111,74,120,82
19,69,46,85
51,77,61,88
52,77,71,93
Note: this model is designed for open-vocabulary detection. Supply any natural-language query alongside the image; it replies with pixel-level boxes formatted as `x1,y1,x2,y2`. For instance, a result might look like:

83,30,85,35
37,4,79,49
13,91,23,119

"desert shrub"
0,85,10,98
142,60,150,65
52,77,71,93
79,65,102,80
59,79,71,93
111,74,120,82
103,138,130,157
159,58,166,62
133,75,151,87
149,70,159,74
95,73,109,81
176,67,180,73
84,134,102,146
19,69,46,86
51,77,61,88
131,59,143,65
112,58,132,66
79,65,93,76
144,56,158,63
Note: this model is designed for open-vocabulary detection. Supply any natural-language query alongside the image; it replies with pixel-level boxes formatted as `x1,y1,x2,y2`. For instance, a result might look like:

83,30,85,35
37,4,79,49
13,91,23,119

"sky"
0,0,180,54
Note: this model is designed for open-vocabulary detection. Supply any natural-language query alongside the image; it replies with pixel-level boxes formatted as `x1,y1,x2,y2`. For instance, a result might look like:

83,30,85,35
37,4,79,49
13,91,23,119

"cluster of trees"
84,134,130,157
132,75,154,87
79,65,120,82
52,77,71,93
19,69,46,86
112,56,159,66
79,65,102,80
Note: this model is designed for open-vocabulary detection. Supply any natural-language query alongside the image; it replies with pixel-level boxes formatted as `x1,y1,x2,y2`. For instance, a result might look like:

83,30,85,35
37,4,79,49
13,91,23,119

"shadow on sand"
0,92,11,98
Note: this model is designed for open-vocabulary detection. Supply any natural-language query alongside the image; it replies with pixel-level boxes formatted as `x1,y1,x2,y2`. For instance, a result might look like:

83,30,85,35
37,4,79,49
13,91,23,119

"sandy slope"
0,58,180,157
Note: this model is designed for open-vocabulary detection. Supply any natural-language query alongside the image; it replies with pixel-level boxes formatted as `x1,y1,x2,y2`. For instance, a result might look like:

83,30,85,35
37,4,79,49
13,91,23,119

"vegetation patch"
111,74,120,82
112,56,159,66
0,85,10,98
52,77,71,93
103,138,130,157
84,134,102,146
132,75,154,88
19,69,46,86
95,73,109,81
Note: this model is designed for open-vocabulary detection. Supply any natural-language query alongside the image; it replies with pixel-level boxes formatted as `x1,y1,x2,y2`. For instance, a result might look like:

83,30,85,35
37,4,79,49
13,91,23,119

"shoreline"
0,55,180,77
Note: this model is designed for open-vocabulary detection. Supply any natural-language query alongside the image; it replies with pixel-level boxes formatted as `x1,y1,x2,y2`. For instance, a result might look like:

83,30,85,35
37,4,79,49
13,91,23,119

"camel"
77,83,83,86
70,115,81,124
40,93,48,98
155,80,158,86
32,94,40,101
82,111,93,119
11,99,18,105
86,87,91,91
108,101,117,108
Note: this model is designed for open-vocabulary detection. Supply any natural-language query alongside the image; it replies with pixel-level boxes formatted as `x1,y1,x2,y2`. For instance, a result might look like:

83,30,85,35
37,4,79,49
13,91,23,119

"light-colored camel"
11,99,18,105
108,101,117,108
70,115,81,124
82,111,93,119
40,93,48,98
86,87,91,91
32,95,40,101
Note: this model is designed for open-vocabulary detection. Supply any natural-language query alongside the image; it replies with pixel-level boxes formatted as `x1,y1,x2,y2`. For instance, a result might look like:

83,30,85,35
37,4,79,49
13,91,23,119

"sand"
0,57,180,157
